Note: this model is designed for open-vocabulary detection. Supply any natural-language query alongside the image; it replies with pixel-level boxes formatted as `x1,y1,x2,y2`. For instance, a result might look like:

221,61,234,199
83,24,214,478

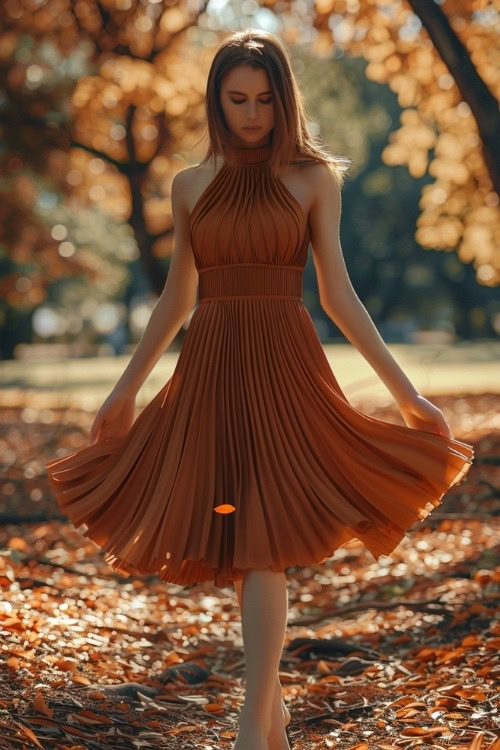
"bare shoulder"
173,159,223,216
171,164,198,207
284,159,338,218
304,161,340,196
305,162,342,219
172,164,198,187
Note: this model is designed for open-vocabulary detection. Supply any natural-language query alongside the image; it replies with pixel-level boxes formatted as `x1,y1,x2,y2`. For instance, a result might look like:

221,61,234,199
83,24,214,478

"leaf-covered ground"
0,393,499,749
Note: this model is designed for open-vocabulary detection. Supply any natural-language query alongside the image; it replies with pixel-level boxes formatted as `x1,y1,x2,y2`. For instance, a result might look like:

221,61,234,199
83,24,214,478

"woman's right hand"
89,390,137,445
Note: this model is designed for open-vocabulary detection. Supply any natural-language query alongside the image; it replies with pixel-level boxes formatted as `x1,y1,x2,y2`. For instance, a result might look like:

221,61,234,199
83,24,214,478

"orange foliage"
0,0,498,300
305,0,500,284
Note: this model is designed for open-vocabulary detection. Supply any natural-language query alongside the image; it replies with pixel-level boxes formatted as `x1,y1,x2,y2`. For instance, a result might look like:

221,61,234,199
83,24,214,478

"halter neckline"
225,141,273,166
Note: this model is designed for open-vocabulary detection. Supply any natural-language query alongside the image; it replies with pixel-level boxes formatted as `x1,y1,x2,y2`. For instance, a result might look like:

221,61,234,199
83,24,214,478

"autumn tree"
306,0,500,285
1,0,212,300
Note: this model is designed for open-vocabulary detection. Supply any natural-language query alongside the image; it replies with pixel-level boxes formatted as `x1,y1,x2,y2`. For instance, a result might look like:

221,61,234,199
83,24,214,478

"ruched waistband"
198,263,304,302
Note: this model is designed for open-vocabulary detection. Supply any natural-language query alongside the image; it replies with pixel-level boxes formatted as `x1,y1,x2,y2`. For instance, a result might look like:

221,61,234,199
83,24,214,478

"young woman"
46,29,474,750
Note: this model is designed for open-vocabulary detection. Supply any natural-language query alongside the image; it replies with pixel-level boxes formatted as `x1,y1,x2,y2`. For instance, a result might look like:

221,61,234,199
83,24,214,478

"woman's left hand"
397,394,453,438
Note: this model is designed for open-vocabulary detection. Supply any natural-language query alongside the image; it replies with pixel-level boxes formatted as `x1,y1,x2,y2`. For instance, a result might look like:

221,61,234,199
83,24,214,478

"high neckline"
225,142,273,166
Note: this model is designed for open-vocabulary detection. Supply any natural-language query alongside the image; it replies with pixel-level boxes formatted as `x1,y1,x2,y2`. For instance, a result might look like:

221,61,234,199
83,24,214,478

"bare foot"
232,726,269,750
267,681,292,750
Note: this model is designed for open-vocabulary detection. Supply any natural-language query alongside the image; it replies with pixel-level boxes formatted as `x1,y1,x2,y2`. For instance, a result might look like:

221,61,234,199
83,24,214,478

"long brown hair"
195,29,352,187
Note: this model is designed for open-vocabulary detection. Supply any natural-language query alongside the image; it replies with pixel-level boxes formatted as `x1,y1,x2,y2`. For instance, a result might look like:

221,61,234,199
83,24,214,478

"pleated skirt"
46,299,474,588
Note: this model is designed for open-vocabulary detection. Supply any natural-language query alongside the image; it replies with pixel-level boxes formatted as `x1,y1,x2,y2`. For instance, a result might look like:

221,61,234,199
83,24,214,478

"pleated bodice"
190,141,310,303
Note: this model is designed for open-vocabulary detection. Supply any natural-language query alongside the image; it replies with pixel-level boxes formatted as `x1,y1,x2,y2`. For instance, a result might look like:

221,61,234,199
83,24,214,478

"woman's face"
220,64,274,147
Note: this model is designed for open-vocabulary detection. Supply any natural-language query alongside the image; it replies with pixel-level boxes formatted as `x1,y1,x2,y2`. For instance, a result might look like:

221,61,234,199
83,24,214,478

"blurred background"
1,0,499,364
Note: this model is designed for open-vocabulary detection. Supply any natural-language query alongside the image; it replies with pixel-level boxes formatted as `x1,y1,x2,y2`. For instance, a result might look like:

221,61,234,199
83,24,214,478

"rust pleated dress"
45,141,475,588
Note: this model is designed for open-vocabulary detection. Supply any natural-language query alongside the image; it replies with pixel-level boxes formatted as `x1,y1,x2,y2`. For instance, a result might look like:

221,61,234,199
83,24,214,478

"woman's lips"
243,126,262,130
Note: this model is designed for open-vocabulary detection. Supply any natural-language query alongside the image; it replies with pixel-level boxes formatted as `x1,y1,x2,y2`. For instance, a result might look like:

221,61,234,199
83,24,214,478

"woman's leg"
233,569,291,750
234,578,291,727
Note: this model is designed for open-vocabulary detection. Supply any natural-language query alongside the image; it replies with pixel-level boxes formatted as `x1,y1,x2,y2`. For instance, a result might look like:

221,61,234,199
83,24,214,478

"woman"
46,29,474,750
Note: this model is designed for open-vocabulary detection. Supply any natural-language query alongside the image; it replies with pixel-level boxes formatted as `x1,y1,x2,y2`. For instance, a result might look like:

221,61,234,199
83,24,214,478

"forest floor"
0,346,498,749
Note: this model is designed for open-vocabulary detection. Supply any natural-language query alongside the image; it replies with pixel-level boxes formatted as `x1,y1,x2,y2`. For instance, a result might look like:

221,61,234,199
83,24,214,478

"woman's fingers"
429,406,452,438
437,416,452,438
402,402,453,439
88,396,135,445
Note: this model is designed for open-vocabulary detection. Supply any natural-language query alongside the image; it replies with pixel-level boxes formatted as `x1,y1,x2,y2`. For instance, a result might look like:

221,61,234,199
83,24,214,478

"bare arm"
308,163,419,408
112,167,199,397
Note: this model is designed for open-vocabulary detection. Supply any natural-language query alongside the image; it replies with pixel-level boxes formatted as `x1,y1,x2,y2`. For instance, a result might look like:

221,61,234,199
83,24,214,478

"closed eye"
231,98,273,105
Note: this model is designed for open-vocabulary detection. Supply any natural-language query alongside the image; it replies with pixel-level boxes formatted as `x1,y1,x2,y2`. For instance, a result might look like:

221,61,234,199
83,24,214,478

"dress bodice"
189,139,310,276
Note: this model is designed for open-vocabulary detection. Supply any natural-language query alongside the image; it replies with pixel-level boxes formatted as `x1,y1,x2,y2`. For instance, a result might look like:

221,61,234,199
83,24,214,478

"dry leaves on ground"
0,392,498,749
